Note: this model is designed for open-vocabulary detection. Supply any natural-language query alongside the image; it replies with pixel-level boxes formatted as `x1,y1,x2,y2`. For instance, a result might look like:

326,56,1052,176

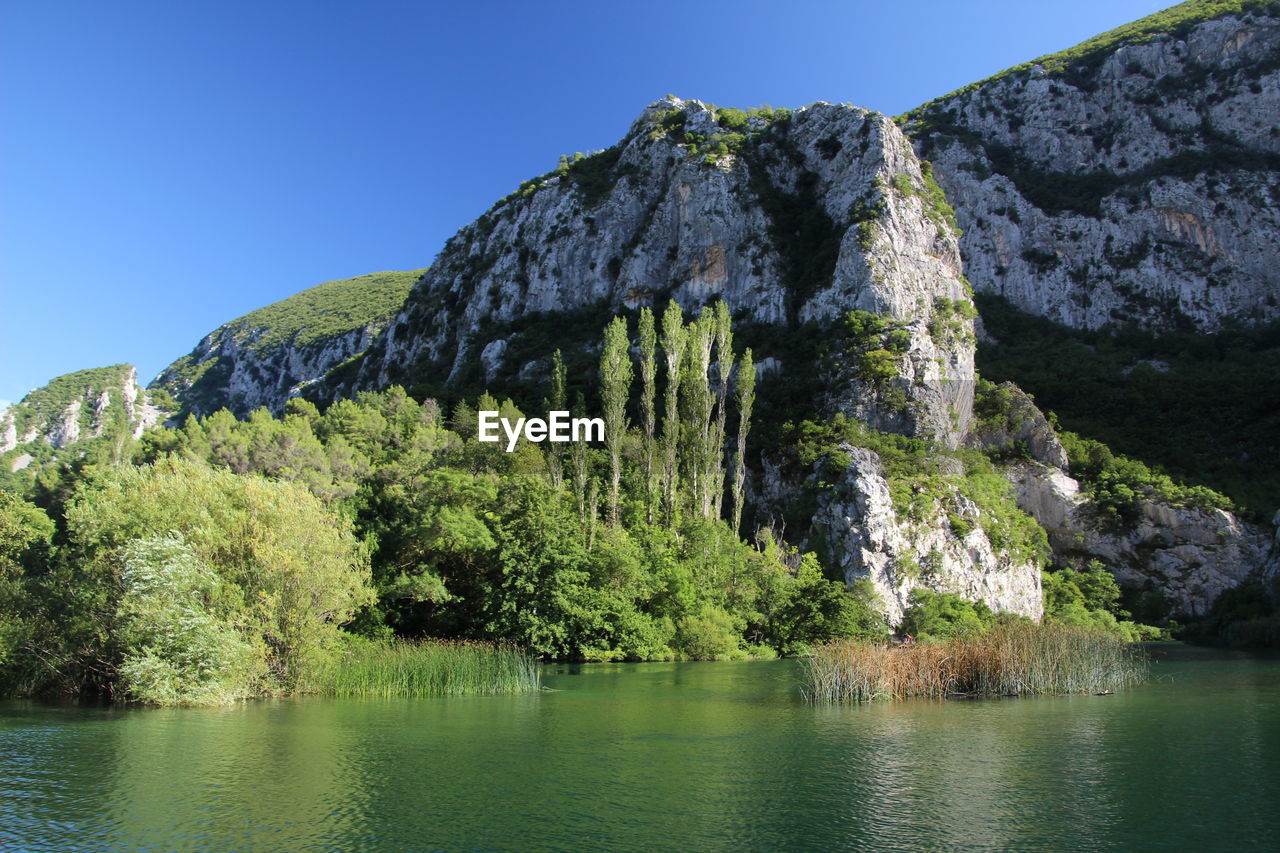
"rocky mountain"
20,0,1278,627
341,99,977,447
904,0,1280,331
153,269,423,417
0,365,166,473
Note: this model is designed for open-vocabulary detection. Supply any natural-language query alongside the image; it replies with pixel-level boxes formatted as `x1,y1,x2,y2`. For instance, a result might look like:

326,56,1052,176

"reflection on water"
2,646,1278,851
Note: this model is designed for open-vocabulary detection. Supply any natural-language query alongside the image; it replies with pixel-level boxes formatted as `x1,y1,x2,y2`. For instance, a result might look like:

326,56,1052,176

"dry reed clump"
802,621,1148,702
312,639,541,697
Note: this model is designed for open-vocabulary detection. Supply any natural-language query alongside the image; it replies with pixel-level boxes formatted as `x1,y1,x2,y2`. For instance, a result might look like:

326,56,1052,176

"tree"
659,301,685,525
546,349,567,490
0,493,54,684
731,348,756,537
600,316,633,525
637,309,658,522
683,315,714,518
709,301,735,519
53,457,373,696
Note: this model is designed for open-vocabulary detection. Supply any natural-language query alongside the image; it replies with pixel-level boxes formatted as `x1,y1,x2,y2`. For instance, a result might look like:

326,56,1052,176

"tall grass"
312,639,541,697
803,621,1148,702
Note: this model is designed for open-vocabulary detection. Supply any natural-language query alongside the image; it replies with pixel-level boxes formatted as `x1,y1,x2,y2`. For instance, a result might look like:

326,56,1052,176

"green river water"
1,644,1277,851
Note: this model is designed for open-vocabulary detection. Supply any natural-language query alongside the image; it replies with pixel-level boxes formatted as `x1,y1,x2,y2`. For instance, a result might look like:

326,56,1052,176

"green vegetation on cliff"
155,269,422,412
975,294,1278,519
228,269,423,352
902,0,1279,122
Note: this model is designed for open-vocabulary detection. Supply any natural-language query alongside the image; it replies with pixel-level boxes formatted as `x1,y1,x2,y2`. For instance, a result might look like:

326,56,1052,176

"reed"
803,621,1148,702
312,639,541,697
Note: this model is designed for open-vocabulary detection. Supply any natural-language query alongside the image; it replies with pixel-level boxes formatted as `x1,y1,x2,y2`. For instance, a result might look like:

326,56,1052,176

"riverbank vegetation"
0,302,890,704
311,639,541,698
803,621,1149,702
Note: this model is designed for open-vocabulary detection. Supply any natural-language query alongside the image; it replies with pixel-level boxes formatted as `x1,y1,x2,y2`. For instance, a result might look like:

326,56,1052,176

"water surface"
2,644,1277,851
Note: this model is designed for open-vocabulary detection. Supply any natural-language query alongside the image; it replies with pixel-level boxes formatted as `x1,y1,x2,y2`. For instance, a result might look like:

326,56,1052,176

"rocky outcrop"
810,443,1043,624
353,98,977,446
154,269,422,417
906,4,1280,332
1009,461,1271,617
967,381,1069,468
0,365,166,460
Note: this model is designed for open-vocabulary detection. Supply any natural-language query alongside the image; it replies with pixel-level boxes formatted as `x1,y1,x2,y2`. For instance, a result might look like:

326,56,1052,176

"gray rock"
909,10,1280,332
1008,461,1271,617
811,443,1043,625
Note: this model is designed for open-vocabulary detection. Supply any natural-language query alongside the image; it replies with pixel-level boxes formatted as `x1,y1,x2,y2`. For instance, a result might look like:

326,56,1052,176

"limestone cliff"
1009,461,1270,617
154,270,422,416
811,444,1044,624
348,99,976,447
905,0,1280,331
0,365,165,472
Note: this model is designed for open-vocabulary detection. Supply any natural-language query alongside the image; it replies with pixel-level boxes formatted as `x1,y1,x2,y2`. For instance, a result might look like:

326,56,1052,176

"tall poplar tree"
569,392,590,526
546,349,567,490
683,314,715,519
637,308,658,523
659,301,685,525
600,316,633,525
709,301,735,520
731,348,756,537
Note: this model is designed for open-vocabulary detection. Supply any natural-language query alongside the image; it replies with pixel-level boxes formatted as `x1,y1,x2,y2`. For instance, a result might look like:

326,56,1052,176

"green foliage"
4,365,135,439
115,534,263,705
1179,579,1280,648
46,458,373,697
889,165,960,236
156,270,421,414
835,310,911,409
790,415,1049,566
767,555,888,655
556,146,638,207
1061,431,1232,526
898,588,995,642
0,493,54,680
976,293,1273,519
1042,566,1166,642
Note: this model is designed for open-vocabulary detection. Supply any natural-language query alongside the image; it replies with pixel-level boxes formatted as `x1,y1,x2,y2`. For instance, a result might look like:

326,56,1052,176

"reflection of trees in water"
105,701,372,849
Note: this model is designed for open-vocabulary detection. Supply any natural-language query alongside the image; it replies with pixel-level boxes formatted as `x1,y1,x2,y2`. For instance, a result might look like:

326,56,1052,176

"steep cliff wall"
154,269,422,416
348,98,977,446
905,1,1280,331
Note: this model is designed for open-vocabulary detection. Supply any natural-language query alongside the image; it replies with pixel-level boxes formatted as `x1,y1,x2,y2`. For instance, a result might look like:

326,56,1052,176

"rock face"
0,365,165,461
353,98,977,446
1009,461,1271,617
906,4,1280,331
155,270,422,416
810,444,1043,624
966,381,1069,469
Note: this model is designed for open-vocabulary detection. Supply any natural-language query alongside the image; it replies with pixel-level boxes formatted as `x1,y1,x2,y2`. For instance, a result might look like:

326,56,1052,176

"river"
2,644,1277,851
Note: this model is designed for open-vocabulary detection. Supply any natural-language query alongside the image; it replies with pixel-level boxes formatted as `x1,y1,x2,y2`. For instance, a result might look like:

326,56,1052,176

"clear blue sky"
1,0,1172,406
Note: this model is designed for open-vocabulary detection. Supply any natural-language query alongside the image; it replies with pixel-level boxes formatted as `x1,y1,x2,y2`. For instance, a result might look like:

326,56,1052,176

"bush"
115,535,263,705
43,458,373,698
898,588,995,641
